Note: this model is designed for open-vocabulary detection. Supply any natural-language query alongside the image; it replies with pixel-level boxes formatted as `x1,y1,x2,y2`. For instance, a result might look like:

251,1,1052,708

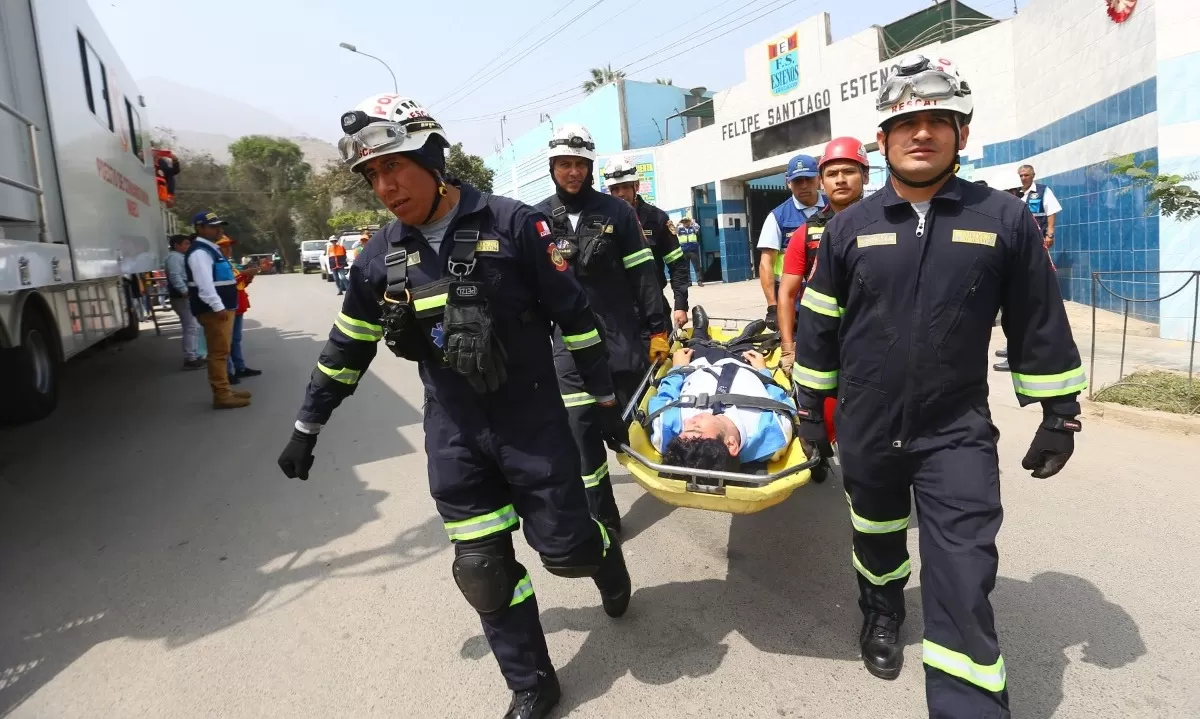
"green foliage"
1108,154,1200,222
583,64,625,94
655,78,674,85
327,209,391,233
446,142,494,192
171,150,260,249
227,136,312,261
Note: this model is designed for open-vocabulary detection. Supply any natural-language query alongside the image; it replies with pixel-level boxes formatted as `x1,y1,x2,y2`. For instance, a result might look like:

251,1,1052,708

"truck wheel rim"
26,329,53,395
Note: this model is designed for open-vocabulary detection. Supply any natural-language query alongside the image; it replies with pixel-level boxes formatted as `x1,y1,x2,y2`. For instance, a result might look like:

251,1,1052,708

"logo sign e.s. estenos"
768,32,799,96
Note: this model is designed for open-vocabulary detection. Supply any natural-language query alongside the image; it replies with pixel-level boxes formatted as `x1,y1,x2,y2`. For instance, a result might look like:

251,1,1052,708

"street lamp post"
338,42,398,94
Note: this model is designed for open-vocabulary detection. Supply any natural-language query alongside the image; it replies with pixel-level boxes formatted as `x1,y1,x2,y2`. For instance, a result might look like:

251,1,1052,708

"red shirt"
782,223,812,278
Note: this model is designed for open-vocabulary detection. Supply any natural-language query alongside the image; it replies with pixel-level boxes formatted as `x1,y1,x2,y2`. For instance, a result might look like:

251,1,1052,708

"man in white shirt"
166,234,204,370
186,210,250,410
757,154,825,330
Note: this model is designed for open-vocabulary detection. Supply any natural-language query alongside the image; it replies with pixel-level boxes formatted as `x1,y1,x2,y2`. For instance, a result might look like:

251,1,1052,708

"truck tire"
0,304,61,424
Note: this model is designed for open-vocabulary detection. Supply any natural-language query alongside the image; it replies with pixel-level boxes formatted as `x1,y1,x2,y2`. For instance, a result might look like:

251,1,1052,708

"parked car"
299,240,325,274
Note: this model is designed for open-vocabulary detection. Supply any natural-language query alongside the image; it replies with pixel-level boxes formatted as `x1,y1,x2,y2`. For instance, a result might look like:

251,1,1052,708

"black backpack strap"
383,222,409,301
447,197,488,278
547,195,572,234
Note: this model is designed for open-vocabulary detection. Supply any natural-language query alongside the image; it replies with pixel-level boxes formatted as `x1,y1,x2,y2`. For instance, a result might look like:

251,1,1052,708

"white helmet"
602,156,639,188
876,54,973,128
547,123,596,161
338,94,449,172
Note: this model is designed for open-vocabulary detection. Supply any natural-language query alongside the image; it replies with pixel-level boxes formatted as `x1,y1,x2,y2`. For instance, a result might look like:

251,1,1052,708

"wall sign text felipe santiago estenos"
720,66,893,142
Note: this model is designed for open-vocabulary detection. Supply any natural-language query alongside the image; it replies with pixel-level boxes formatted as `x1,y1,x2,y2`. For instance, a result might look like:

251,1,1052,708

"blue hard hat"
785,154,819,181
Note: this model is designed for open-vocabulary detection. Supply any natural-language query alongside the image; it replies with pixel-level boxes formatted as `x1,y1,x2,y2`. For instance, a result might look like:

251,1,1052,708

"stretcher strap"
640,391,798,429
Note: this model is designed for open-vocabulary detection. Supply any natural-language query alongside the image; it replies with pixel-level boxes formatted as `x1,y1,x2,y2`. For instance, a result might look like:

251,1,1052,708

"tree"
171,150,258,250
1108,154,1200,222
655,78,674,85
445,142,494,192
328,209,392,233
582,64,625,94
228,136,312,260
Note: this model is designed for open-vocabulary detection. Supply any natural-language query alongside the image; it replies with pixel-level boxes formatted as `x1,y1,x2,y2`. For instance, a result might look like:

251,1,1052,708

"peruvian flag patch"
535,219,552,238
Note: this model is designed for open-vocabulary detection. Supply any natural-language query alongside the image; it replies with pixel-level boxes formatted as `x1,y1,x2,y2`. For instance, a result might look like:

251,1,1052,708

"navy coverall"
536,188,666,527
294,184,617,692
792,177,1086,718
634,195,691,323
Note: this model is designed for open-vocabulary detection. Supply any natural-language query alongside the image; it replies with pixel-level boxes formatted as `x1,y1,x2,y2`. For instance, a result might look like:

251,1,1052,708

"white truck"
1,0,169,423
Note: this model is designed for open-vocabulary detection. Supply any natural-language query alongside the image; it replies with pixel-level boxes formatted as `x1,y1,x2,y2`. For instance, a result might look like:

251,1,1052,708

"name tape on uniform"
407,251,420,266
604,225,614,234
857,233,897,248
952,230,997,247
808,226,824,236
475,239,501,253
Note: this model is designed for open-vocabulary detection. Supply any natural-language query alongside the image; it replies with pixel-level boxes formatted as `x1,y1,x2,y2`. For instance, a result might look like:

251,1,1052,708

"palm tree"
655,78,674,85
582,64,626,94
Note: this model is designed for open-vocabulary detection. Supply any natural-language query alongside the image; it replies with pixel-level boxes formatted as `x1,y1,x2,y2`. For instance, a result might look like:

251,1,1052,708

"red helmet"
819,137,869,171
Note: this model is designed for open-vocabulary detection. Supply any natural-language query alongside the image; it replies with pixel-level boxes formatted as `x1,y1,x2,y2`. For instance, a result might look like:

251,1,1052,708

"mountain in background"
142,77,339,168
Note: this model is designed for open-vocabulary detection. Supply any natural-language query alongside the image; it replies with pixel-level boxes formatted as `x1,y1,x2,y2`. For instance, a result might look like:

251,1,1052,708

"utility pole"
950,0,958,40
500,115,507,147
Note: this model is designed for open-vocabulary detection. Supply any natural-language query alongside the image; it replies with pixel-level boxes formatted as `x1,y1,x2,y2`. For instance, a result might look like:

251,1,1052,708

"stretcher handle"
616,441,821,487
621,359,663,424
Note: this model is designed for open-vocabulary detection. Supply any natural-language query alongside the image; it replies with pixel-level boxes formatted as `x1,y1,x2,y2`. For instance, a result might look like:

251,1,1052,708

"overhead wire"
435,0,607,114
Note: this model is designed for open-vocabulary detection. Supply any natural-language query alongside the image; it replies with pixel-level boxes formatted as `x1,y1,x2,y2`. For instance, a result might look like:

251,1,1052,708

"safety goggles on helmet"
876,56,966,111
602,166,637,182
338,118,443,166
549,135,595,152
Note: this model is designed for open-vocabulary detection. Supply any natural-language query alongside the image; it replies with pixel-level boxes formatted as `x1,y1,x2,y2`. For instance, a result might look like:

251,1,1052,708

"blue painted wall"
623,81,693,148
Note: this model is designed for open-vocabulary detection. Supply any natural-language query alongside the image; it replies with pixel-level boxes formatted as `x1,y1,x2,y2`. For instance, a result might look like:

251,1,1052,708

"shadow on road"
0,315,440,716
461,478,1145,717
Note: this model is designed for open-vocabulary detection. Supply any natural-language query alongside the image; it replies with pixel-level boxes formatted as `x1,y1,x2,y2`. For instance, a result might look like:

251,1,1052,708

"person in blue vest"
676,216,703,286
185,210,250,410
756,154,825,330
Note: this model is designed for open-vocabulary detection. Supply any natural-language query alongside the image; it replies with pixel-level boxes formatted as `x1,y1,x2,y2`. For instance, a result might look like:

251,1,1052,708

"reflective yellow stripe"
414,294,448,312
562,329,601,351
845,493,909,534
562,392,597,408
509,573,534,607
582,461,609,488
443,504,519,542
663,247,684,263
922,640,1007,693
792,364,838,391
335,312,382,342
595,519,610,555
316,362,361,385
852,550,911,585
800,288,844,319
1011,366,1088,397
622,248,654,269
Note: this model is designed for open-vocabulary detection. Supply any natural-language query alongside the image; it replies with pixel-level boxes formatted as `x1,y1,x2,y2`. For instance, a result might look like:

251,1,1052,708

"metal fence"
1088,269,1199,413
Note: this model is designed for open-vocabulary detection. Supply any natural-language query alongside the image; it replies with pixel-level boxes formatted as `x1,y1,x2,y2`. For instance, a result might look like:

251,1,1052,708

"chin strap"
422,172,448,225
883,121,962,190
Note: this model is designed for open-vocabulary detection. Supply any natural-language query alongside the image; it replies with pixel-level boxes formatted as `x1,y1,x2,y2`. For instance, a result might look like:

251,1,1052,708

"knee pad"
452,534,517,616
540,529,605,579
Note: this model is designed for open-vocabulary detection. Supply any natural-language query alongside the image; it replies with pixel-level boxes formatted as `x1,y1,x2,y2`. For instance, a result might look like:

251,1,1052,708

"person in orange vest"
327,236,349,294
217,235,263,383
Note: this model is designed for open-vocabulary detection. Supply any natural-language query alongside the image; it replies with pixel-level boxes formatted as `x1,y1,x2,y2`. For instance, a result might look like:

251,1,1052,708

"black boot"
690,306,710,340
593,534,632,618
503,670,561,719
860,612,902,680
995,348,1007,358
992,360,1010,372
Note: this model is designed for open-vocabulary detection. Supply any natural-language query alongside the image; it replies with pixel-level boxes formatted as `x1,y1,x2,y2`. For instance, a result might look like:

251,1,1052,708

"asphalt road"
1,274,1197,718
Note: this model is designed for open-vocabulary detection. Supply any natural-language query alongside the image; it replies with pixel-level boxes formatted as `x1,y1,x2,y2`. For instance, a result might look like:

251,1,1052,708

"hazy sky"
88,0,1026,155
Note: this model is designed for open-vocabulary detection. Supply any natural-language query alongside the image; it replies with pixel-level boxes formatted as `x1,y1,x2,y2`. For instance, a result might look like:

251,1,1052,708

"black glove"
278,428,318,481
443,281,508,393
379,300,432,361
597,401,630,452
765,305,778,331
1021,415,1080,478
796,404,833,460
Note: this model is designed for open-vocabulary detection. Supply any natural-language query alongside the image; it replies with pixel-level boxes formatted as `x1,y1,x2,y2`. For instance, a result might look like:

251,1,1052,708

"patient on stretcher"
648,341,795,472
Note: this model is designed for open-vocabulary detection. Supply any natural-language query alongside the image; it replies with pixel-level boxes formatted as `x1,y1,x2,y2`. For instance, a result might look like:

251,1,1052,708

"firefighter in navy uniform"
534,125,669,533
275,95,632,719
790,56,1086,718
602,156,692,331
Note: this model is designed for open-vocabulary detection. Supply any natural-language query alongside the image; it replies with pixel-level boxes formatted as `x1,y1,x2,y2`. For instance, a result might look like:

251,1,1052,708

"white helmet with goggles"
548,124,596,162
338,94,449,173
876,54,973,128
602,156,639,188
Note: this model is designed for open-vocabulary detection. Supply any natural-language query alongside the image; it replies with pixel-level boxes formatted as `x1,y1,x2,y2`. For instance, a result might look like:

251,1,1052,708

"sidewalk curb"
1081,398,1200,435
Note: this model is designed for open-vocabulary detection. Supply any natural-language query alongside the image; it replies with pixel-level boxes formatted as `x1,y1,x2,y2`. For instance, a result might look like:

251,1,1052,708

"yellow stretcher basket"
615,319,822,515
